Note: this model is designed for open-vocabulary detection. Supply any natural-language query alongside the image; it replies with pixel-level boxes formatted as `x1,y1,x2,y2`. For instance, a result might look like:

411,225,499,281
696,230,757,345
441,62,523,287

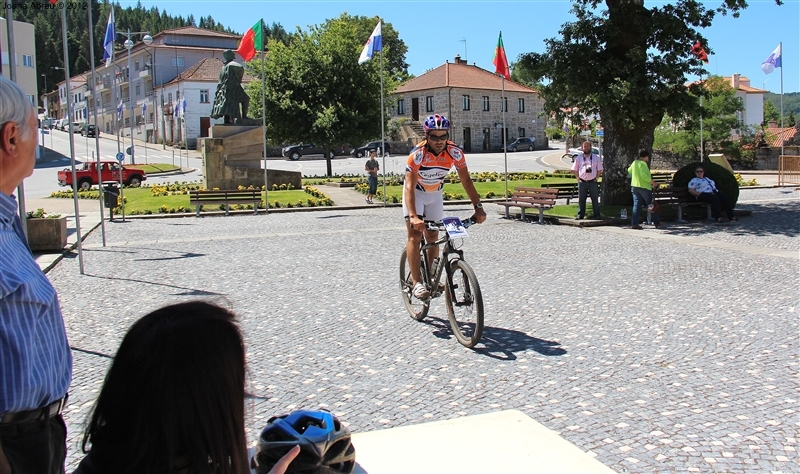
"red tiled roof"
764,127,798,147
160,57,256,87
155,26,241,39
396,61,538,94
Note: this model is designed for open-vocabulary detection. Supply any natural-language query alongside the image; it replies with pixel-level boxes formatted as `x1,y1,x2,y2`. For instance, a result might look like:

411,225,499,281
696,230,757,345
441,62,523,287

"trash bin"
103,184,119,208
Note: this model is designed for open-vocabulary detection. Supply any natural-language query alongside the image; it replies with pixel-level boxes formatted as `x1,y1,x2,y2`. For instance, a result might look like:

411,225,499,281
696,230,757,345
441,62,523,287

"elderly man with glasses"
403,114,486,300
687,164,738,222
0,76,72,474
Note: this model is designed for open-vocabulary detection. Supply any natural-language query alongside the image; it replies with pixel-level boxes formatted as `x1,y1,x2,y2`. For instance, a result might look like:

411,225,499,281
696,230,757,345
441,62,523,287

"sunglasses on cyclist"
428,133,449,142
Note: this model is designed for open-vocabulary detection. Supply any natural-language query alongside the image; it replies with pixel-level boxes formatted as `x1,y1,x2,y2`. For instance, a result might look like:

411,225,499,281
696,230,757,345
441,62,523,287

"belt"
0,397,66,425
579,178,596,183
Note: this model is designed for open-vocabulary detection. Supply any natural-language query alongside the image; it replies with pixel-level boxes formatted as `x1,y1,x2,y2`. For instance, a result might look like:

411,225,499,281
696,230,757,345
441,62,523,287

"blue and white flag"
181,96,187,116
142,102,147,117
117,100,123,120
761,43,782,75
174,100,179,117
102,8,116,67
358,21,382,65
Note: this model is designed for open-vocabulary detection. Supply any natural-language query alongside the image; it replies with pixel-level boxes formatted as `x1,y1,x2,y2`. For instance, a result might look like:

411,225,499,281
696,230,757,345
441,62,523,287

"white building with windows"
92,26,248,148
724,74,766,128
0,16,38,107
390,55,544,152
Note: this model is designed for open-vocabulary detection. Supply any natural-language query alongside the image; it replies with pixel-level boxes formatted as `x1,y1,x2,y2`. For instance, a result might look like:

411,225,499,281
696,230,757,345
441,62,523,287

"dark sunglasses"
695,170,704,173
428,133,449,142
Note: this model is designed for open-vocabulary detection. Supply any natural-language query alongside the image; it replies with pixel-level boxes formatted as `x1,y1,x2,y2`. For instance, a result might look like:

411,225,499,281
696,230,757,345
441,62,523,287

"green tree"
654,76,745,161
763,99,780,126
250,14,407,176
787,111,796,127
518,0,782,204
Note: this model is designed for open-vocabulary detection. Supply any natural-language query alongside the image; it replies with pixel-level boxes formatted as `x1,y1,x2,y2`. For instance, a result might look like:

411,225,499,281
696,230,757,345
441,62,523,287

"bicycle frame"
418,219,472,298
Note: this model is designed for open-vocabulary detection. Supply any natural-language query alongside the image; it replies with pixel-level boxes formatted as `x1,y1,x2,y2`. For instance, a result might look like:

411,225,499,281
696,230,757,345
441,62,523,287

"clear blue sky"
125,0,798,95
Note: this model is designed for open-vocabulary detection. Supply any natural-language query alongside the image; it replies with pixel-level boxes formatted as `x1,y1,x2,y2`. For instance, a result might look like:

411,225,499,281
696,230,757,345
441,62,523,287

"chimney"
731,73,740,90
768,121,779,128
454,54,466,64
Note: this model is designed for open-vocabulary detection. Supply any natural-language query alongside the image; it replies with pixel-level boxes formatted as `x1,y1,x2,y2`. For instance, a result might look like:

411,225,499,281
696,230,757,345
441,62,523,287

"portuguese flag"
493,32,510,80
236,19,264,62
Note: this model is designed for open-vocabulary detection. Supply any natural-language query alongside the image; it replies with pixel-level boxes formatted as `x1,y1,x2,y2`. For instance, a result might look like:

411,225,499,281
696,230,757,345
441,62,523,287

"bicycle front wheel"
399,249,429,321
445,259,484,347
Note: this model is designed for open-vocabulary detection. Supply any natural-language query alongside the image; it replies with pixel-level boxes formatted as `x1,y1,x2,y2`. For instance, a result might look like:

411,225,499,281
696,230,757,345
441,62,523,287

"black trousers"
0,414,67,474
695,191,734,219
577,180,601,219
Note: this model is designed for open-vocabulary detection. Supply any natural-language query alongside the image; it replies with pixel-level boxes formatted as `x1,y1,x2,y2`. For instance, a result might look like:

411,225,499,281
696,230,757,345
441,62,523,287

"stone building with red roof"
391,55,544,153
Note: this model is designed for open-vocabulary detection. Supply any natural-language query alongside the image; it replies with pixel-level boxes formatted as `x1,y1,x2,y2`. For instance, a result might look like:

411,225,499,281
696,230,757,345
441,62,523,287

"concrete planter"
26,217,67,252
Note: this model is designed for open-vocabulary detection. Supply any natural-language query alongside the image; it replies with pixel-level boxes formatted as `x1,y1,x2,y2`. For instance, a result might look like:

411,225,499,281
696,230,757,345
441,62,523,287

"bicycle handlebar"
425,216,477,232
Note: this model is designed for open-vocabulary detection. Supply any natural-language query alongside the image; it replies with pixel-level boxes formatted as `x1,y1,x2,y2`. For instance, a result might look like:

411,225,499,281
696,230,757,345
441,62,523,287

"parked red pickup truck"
58,161,147,190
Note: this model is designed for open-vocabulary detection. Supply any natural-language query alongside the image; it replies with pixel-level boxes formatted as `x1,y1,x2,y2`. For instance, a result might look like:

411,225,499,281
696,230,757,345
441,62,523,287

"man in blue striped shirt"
0,76,72,474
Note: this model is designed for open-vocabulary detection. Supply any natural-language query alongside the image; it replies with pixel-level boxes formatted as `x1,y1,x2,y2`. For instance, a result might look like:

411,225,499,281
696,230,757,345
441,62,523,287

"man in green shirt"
627,149,660,229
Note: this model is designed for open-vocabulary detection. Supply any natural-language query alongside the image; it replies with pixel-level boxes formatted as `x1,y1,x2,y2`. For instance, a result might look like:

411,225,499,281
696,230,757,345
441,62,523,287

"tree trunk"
601,120,655,206
324,144,332,177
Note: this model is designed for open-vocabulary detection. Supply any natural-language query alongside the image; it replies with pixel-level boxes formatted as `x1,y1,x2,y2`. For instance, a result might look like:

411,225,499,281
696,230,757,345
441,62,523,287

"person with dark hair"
0,75,72,474
364,149,379,204
627,149,661,229
73,301,298,474
687,165,737,222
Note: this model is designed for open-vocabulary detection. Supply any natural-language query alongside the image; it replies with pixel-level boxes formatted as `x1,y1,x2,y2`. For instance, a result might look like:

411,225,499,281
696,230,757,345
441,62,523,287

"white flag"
358,21,382,65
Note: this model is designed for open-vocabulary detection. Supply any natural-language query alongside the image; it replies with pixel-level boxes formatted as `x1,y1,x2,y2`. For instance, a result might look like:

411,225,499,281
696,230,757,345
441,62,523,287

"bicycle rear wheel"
399,249,429,321
445,259,484,347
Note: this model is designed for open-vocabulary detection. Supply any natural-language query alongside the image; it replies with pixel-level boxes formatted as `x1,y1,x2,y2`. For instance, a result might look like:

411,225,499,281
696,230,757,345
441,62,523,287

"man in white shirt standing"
571,141,603,219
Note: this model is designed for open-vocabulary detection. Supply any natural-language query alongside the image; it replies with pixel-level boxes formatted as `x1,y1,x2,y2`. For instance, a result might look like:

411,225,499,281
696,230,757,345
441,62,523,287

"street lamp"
122,29,152,164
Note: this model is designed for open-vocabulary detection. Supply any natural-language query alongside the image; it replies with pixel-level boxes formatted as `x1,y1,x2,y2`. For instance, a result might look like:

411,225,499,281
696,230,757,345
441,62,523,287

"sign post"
116,152,125,222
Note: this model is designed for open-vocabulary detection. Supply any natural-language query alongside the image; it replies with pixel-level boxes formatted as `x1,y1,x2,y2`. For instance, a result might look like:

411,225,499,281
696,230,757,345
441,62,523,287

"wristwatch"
474,203,483,210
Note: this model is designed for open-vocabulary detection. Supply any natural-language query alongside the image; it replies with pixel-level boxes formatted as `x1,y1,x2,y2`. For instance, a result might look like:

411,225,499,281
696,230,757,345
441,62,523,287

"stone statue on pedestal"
210,50,250,124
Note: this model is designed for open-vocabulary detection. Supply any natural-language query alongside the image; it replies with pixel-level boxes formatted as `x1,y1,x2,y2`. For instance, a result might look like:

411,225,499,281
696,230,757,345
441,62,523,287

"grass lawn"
138,163,180,174
353,177,578,202
52,187,327,214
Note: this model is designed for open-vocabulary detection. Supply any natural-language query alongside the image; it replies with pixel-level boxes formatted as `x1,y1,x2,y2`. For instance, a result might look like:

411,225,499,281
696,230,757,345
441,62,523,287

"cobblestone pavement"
49,187,799,473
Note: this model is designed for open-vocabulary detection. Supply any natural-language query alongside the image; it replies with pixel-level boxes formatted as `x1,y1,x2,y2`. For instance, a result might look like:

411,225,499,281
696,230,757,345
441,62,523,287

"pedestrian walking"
627,149,661,229
365,149,379,204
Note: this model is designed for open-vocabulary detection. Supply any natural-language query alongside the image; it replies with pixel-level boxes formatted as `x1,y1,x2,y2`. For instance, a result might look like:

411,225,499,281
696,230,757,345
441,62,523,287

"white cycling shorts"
402,189,444,223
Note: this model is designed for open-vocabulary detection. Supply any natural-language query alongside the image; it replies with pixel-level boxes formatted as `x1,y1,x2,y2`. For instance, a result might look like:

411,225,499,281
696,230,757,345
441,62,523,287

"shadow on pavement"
420,316,567,360
659,198,799,239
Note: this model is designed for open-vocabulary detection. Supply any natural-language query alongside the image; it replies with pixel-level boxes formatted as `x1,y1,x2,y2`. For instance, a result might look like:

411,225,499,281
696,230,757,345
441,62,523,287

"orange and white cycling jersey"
405,141,468,193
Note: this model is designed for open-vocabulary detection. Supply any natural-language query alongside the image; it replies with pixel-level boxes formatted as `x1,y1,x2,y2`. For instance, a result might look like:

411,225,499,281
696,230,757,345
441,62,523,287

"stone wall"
199,125,301,190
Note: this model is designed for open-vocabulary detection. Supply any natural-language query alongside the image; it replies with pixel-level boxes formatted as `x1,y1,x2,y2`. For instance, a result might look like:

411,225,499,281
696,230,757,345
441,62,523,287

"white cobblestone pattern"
50,187,799,473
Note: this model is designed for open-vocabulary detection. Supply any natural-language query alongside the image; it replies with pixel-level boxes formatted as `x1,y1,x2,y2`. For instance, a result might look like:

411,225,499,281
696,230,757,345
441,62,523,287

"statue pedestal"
199,125,301,190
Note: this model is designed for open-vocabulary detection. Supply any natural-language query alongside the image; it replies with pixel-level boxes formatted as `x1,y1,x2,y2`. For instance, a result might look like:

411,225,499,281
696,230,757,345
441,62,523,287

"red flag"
236,20,264,62
493,32,510,80
691,40,709,64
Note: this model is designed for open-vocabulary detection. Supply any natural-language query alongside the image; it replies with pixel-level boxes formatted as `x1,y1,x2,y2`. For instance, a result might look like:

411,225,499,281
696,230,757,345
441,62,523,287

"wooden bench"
648,186,712,223
497,187,559,223
188,189,262,217
651,172,673,187
541,182,579,205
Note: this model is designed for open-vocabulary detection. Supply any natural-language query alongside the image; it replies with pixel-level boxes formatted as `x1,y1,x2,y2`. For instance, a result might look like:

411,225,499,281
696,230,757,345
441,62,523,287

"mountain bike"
399,217,484,348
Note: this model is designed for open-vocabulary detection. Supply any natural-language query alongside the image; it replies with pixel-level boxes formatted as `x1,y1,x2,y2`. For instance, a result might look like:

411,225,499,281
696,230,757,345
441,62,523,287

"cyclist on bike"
403,114,486,299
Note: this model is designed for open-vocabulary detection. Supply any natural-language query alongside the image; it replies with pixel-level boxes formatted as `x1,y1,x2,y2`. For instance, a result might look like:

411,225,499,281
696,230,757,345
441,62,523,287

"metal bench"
188,189,261,217
497,187,559,224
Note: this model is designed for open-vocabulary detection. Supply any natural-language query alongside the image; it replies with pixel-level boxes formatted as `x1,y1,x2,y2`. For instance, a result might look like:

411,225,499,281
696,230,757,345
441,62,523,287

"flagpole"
61,6,85,274
379,27,386,208
779,42,784,157
699,73,704,162
262,46,269,214
502,75,508,200
87,0,107,246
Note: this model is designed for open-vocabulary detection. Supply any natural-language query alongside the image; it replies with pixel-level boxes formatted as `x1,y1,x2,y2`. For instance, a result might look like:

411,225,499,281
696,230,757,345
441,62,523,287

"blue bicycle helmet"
423,114,450,131
251,409,355,474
